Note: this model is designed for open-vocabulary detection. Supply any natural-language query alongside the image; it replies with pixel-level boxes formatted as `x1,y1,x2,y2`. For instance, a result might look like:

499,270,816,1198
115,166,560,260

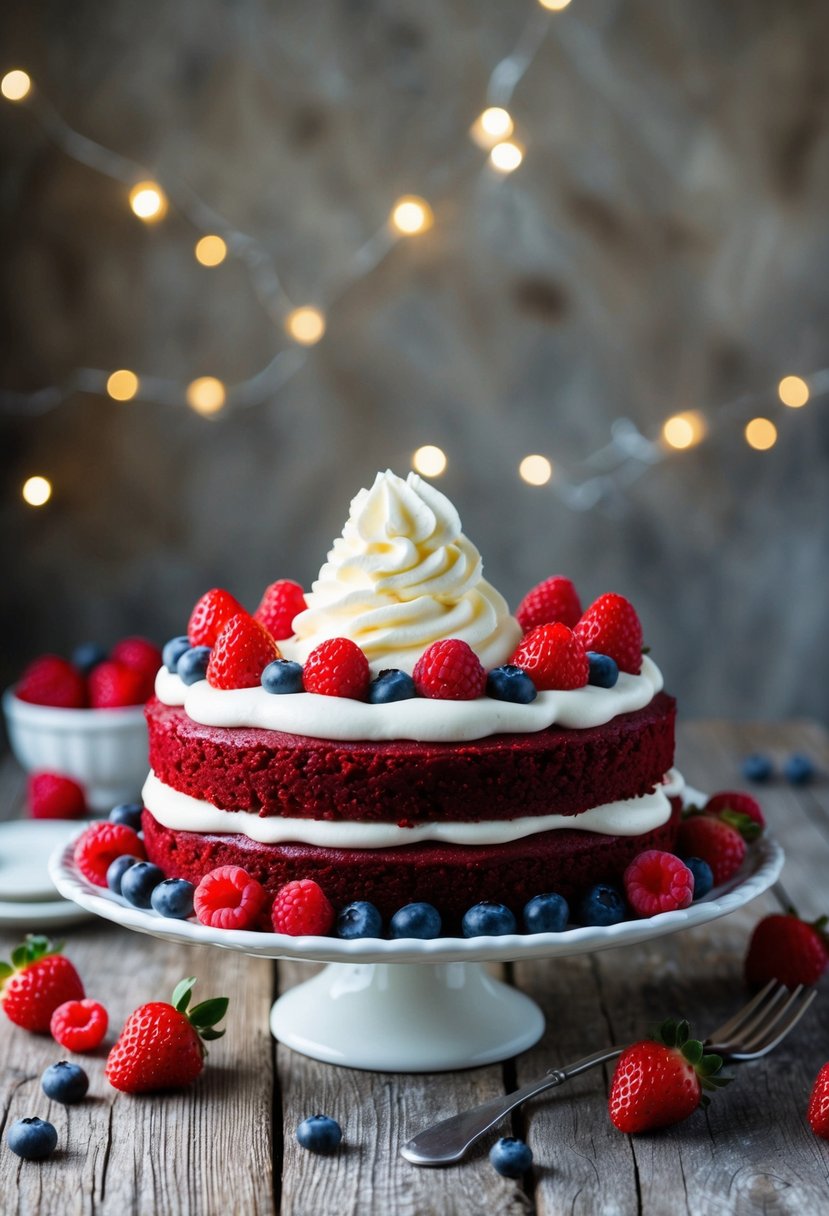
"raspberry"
27,772,87,820
574,593,643,676
74,822,146,887
50,999,108,1052
110,637,162,685
193,865,267,931
88,660,147,708
16,655,86,708
703,791,765,839
677,815,746,886
187,588,245,647
272,879,335,936
412,639,487,700
302,638,371,699
623,850,694,917
516,575,582,633
509,623,588,690
254,580,307,640
206,613,281,690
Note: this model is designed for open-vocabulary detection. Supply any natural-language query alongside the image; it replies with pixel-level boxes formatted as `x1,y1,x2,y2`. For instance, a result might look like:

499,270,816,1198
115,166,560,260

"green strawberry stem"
653,1018,731,1104
172,977,229,1051
0,935,63,989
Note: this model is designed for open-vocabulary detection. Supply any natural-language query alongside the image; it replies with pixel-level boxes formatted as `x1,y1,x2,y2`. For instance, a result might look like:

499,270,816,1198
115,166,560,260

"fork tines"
705,979,817,1060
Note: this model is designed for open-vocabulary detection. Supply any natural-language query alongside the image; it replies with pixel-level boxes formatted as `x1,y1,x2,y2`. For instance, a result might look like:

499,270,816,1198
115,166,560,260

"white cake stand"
49,831,783,1073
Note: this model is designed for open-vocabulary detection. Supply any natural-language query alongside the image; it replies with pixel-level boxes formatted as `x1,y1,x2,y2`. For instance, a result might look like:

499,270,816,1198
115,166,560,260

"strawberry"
808,1063,829,1139
509,622,588,690
412,639,487,701
74,821,146,887
0,936,85,1033
16,655,86,708
193,865,267,931
105,977,228,1093
88,660,147,708
272,879,335,936
744,911,829,989
703,791,765,841
110,637,162,686
187,588,245,647
677,814,746,885
254,579,307,640
516,575,582,633
609,1018,728,1133
574,593,643,676
50,998,108,1051
27,772,87,820
623,850,694,917
302,637,371,699
207,613,281,690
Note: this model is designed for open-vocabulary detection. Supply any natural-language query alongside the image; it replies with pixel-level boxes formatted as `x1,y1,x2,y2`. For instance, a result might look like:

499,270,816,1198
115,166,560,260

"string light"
745,418,778,451
489,141,524,173
186,377,226,417
778,375,809,409
661,411,707,450
1,70,32,102
412,445,447,477
390,196,433,236
538,0,572,9
128,181,167,222
106,369,139,401
519,454,553,485
22,475,52,507
470,107,514,149
285,306,326,346
194,235,227,267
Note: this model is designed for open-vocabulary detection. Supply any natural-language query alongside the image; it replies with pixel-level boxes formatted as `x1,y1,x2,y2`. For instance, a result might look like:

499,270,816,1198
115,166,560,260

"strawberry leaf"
199,1027,226,1042
189,997,229,1029
718,809,762,842
675,1020,690,1048
0,962,13,982
172,976,198,1013
682,1039,703,1066
699,1053,724,1076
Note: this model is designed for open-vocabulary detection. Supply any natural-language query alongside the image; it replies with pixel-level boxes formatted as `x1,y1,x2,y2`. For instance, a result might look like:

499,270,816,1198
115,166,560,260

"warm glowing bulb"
661,410,707,450
285,306,326,346
1,70,32,101
412,445,447,477
186,377,226,416
194,234,227,267
390,196,433,236
745,418,777,450
470,107,514,148
129,181,167,222
519,454,553,486
778,375,809,409
489,141,524,173
106,369,139,401
538,0,572,10
22,475,51,507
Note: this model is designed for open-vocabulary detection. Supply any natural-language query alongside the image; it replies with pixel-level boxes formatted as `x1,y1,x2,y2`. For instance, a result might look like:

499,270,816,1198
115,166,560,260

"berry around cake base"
141,799,682,929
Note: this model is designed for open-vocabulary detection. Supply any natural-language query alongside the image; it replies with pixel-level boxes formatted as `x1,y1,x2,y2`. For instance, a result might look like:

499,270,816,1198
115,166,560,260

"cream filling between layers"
142,768,683,850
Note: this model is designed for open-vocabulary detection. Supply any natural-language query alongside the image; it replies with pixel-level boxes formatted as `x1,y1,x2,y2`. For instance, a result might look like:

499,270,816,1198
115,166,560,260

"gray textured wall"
1,0,828,720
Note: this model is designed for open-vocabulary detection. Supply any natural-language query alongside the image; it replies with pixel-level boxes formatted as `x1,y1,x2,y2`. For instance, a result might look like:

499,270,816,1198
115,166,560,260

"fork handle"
400,1044,626,1166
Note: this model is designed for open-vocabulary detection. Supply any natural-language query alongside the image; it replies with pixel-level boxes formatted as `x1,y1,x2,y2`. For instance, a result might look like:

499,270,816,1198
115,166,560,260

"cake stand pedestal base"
270,960,545,1072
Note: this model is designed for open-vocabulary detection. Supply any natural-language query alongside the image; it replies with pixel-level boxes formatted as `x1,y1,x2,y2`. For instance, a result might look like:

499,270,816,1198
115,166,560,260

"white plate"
0,895,93,932
0,819,90,902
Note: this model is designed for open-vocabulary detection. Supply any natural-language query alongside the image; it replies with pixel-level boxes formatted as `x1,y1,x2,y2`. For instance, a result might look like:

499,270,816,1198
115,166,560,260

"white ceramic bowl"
3,687,149,812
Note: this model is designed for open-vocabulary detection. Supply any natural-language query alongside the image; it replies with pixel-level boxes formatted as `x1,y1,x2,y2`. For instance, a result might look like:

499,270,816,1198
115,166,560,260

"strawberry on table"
677,814,746,886
16,655,86,708
187,588,245,647
744,911,829,990
207,613,281,690
0,936,85,1033
574,593,643,676
254,579,307,640
509,622,588,690
516,575,582,633
808,1063,829,1139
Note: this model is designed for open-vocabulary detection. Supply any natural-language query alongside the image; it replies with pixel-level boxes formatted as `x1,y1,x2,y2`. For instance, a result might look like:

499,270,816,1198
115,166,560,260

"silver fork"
401,980,816,1166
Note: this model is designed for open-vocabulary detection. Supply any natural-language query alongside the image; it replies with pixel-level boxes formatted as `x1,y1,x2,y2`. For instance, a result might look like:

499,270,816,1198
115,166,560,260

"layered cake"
141,470,682,927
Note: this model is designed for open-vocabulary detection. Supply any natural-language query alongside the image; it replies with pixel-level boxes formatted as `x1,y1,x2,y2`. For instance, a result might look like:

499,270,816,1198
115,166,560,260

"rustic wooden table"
1,720,828,1216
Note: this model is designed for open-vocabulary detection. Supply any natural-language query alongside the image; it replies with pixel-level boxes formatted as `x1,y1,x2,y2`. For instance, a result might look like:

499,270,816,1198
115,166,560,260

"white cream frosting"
142,769,683,849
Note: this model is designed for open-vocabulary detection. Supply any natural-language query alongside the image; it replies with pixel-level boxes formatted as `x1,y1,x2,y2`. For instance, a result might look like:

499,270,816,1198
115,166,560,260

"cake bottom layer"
141,800,683,928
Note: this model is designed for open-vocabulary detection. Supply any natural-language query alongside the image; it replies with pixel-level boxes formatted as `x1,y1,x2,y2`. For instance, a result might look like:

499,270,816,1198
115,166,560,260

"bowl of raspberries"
3,638,160,811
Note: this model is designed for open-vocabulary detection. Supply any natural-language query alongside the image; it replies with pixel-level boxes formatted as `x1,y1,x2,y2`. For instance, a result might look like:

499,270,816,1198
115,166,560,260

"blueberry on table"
151,878,196,919
177,646,211,686
296,1115,342,1153
336,901,383,939
486,665,537,704
261,659,304,695
683,856,714,901
523,892,569,933
108,803,143,832
587,652,619,689
462,902,517,937
163,635,191,673
71,642,107,675
106,854,143,895
6,1117,58,1160
120,862,165,908
578,883,627,927
368,669,417,703
41,1061,89,1104
389,902,442,940
489,1136,533,1178
742,753,773,783
784,754,815,785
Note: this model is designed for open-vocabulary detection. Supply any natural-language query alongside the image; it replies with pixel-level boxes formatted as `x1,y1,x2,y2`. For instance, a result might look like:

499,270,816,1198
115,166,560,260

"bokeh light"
129,181,167,222
778,375,809,409
412,446,447,477
470,107,514,148
22,476,52,507
390,196,434,235
745,418,778,451
489,141,524,173
285,306,326,346
1,70,32,101
106,369,139,401
661,410,707,450
519,454,553,485
186,377,226,417
538,0,573,9
195,235,228,267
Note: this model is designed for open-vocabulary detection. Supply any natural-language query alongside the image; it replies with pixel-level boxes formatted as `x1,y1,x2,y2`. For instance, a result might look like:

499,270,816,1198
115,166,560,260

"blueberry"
261,659,304,695
120,861,165,908
106,854,143,895
163,635,191,673
368,669,417,703
489,1136,533,1178
742,753,773,783
578,884,627,927
71,642,107,675
486,665,537,704
587,652,619,689
177,646,211,686
336,901,383,939
6,1117,58,1160
389,902,442,940
151,878,196,919
41,1061,89,1104
784,753,815,785
462,902,517,937
683,857,714,901
109,802,143,831
296,1114,342,1152
523,892,569,933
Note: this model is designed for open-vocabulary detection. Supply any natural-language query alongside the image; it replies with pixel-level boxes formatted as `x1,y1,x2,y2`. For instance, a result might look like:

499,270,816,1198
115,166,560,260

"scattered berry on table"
27,772,87,821
574,593,643,676
261,659,304,695
523,892,569,933
162,635,191,673
677,815,746,886
578,883,627,927
177,646,212,686
516,574,582,633
489,1136,533,1178
741,753,773,783
6,1117,58,1160
74,821,146,887
0,936,85,1033
110,637,162,686
461,902,517,937
336,901,383,939
120,862,165,909
412,639,487,701
105,976,228,1093
302,637,371,700
16,655,86,708
254,579,307,640
368,669,417,703
486,664,537,704
587,652,619,689
807,1063,829,1139
207,614,281,691
296,1114,342,1153
509,622,588,691
744,912,829,989
41,1060,89,1104
194,866,266,931
682,857,714,901
71,642,107,675
108,802,143,831
88,659,147,708
51,998,108,1052
106,854,142,895
784,754,815,786
623,851,694,918
151,878,196,920
271,879,335,936
187,587,245,647
389,902,442,940
703,791,765,839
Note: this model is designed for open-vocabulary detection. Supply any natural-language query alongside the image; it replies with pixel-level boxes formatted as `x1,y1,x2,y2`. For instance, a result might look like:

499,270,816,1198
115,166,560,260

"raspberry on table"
623,850,694,917
412,639,487,701
74,822,147,888
271,879,335,936
302,637,371,700
50,999,109,1052
194,865,267,930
